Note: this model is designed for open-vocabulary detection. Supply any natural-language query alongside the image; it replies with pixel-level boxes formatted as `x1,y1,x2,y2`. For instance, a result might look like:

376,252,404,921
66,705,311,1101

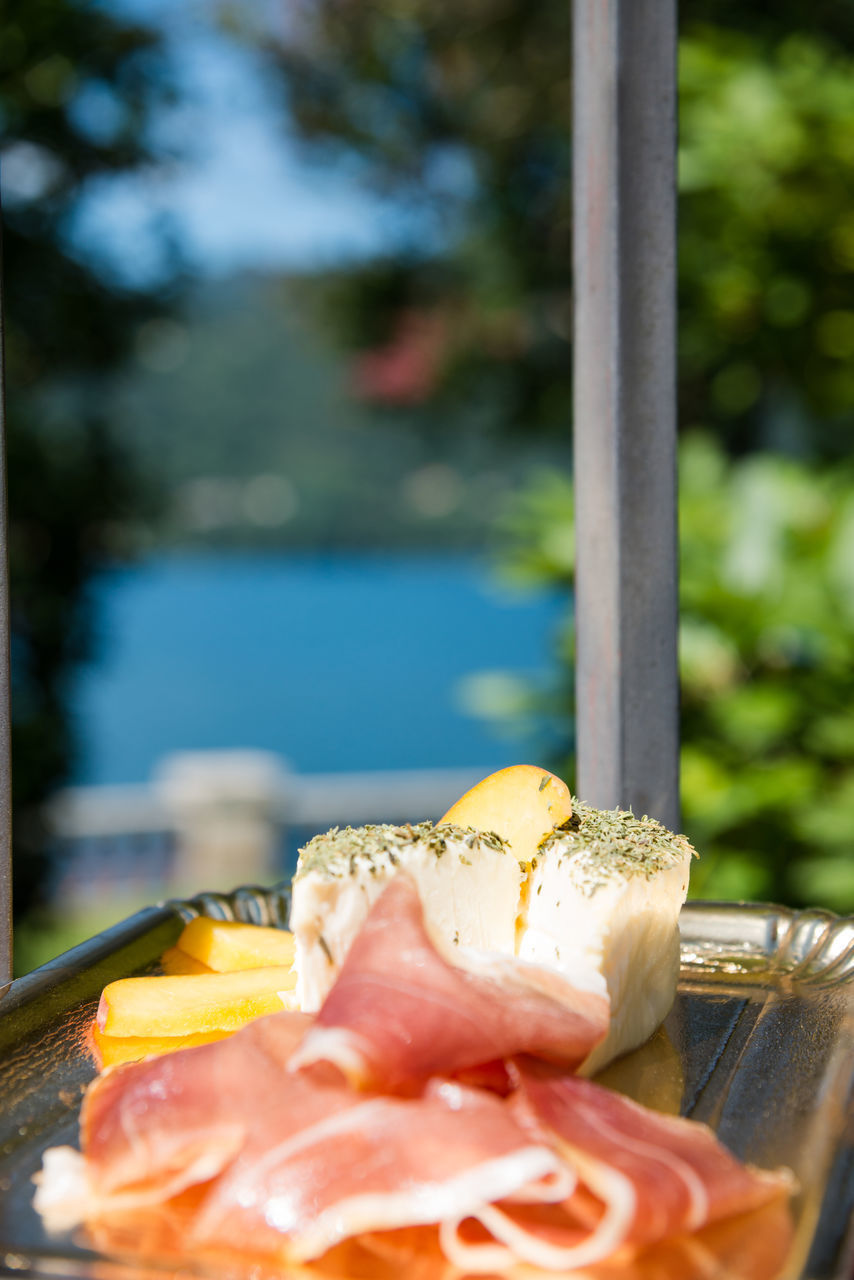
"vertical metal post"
572,0,680,829
0,200,11,984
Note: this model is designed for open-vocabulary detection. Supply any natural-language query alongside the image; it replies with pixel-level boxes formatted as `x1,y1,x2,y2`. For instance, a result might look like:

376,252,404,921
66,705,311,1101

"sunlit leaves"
679,28,854,450
488,435,854,911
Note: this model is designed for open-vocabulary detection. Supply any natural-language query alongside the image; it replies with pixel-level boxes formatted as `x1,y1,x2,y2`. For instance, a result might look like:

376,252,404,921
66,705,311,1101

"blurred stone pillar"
156,751,287,898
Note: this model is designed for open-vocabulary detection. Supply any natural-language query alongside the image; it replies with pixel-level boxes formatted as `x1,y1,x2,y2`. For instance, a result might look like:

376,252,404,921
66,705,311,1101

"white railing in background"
43,752,487,905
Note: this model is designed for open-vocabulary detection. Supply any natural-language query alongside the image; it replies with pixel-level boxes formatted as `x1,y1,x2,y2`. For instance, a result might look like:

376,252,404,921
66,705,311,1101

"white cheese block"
518,800,694,1074
290,822,522,1012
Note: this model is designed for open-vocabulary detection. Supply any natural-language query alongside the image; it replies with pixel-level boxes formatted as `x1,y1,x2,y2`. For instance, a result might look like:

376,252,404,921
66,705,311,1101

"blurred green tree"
266,2,854,904
1,0,171,929
266,0,572,435
679,24,854,460
488,440,854,909
268,1,854,459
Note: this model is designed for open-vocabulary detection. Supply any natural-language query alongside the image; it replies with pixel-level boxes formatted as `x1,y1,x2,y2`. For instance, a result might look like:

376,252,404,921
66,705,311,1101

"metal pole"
0,197,11,984
572,0,680,829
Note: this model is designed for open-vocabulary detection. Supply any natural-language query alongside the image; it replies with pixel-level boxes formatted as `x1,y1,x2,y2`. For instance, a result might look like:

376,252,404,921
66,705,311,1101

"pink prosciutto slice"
441,1196,793,1280
81,1011,314,1201
188,1077,574,1262
439,1061,795,1273
35,1010,316,1229
83,1192,793,1280
44,1056,575,1265
38,1011,576,1266
35,877,796,1277
288,875,610,1090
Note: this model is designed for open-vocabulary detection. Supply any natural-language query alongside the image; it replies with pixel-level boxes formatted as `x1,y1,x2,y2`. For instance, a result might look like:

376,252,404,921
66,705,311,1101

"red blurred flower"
351,310,447,405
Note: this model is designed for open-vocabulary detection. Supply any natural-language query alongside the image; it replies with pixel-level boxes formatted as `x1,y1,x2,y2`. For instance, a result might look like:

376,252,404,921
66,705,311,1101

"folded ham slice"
35,876,795,1279
438,1061,795,1273
82,1192,794,1280
39,1022,576,1265
288,875,610,1090
517,1064,794,1239
189,1077,573,1262
80,1011,313,1201
35,1010,317,1231
442,1196,794,1280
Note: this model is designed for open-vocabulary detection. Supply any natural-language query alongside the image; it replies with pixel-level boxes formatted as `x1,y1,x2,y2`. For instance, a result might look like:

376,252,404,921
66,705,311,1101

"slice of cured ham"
81,1011,314,1200
35,1011,317,1230
188,1077,573,1262
40,1026,576,1267
82,1194,793,1280
438,1061,794,1274
36,1014,795,1277
288,874,610,1090
517,1064,794,1239
35,876,795,1279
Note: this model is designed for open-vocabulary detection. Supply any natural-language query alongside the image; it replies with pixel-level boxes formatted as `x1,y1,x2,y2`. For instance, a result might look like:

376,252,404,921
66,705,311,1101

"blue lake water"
71,552,569,786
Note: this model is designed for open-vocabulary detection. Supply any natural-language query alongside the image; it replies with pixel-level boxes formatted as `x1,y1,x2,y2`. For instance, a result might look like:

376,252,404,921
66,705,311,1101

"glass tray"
0,887,852,1280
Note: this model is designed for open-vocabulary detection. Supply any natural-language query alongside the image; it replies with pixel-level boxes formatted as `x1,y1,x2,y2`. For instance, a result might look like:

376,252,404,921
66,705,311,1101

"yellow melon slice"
97,966,297,1038
176,918,296,973
92,1023,235,1069
160,945,214,976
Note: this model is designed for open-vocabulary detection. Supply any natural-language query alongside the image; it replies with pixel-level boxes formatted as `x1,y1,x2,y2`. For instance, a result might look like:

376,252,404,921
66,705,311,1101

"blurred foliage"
268,1,854,459
679,28,854,458
491,436,854,911
266,0,572,435
1,0,171,924
268,2,854,905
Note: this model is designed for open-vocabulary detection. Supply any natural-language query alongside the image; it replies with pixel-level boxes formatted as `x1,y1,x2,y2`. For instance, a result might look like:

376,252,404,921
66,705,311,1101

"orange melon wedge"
97,966,296,1038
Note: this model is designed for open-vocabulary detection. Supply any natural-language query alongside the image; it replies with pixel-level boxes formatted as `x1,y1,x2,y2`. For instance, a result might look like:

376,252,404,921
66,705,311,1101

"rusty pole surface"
0,200,11,986
572,0,680,830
